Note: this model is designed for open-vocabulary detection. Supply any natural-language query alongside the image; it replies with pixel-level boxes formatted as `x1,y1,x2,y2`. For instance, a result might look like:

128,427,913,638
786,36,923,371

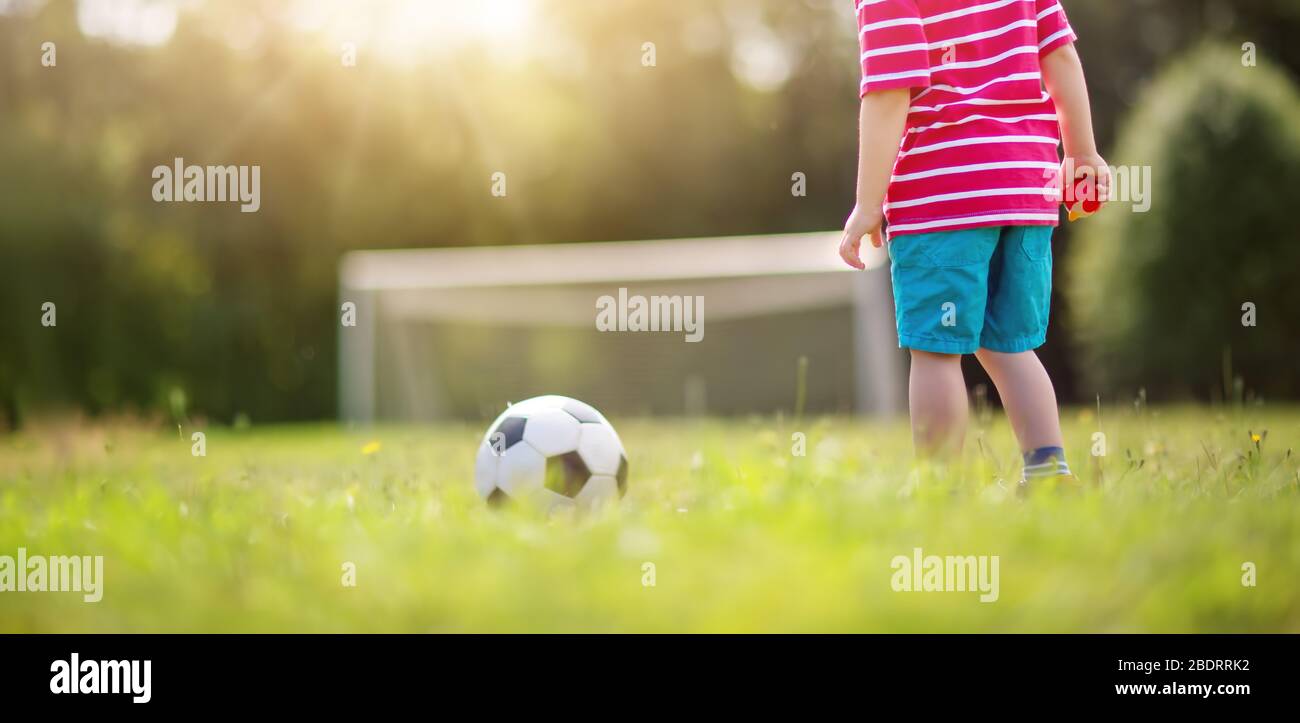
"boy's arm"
1041,43,1110,201
839,88,910,270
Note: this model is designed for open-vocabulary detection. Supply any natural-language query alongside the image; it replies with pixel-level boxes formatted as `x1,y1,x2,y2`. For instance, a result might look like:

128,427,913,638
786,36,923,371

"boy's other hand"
840,204,884,270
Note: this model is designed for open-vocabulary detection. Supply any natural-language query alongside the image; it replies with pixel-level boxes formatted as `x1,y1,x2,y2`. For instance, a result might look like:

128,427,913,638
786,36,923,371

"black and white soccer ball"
474,395,628,511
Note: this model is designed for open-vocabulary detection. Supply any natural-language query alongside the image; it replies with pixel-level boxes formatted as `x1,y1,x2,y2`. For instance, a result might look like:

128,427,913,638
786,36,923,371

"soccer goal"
337,231,905,422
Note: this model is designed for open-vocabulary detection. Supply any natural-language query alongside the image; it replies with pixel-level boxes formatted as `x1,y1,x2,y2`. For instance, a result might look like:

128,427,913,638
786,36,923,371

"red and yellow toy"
1063,175,1104,222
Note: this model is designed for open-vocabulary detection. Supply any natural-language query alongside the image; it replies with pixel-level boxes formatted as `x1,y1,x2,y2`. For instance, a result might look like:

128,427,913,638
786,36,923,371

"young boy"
839,0,1109,483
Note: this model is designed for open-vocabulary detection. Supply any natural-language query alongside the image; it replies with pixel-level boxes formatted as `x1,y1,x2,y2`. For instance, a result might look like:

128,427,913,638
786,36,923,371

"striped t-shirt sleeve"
857,0,931,97
1035,0,1077,57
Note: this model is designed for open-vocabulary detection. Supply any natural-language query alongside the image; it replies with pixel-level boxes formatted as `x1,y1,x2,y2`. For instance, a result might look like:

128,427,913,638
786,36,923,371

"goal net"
338,232,905,422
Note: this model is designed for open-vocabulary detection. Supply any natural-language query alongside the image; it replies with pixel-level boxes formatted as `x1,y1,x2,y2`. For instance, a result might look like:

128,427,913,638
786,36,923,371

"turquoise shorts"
887,225,1053,355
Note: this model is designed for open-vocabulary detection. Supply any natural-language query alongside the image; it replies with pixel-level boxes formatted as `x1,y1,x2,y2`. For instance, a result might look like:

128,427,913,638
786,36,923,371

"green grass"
1,405,1297,632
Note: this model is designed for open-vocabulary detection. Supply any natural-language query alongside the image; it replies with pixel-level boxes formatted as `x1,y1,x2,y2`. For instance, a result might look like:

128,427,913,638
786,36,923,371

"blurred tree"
1067,44,1300,401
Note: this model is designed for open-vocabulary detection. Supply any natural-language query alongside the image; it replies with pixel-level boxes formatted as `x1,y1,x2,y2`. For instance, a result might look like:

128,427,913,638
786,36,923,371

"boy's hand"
1062,153,1111,221
1063,153,1111,204
839,204,884,270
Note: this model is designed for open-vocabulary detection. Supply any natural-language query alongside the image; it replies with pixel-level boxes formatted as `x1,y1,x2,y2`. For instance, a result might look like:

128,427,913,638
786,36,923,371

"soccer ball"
474,395,628,511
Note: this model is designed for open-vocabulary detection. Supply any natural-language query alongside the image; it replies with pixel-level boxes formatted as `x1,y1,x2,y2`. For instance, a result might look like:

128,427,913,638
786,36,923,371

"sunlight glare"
295,0,538,64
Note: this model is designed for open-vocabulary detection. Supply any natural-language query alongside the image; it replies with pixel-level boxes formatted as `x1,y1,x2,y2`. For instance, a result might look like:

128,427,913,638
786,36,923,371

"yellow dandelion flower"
361,441,382,455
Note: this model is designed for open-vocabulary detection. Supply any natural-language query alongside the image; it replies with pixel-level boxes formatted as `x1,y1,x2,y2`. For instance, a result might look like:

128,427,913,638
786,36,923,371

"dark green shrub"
1067,44,1300,401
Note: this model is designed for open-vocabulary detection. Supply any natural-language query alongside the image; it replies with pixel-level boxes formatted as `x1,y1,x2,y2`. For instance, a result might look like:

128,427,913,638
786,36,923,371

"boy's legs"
974,348,1063,453
891,225,1069,473
909,350,968,457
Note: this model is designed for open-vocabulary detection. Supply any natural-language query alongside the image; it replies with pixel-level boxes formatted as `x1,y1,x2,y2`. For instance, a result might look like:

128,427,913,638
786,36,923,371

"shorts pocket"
1019,227,1053,262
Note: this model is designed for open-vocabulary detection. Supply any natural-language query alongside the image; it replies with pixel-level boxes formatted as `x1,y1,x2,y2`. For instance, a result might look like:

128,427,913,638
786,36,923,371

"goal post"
338,231,905,422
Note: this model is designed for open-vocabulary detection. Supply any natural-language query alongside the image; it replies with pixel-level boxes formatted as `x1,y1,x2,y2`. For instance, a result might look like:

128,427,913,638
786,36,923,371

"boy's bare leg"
909,350,968,458
974,349,1064,453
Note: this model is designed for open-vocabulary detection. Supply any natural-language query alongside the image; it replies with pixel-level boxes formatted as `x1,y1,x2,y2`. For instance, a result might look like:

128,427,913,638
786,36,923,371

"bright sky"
65,0,538,60
12,0,801,92
289,0,538,63
76,0,180,46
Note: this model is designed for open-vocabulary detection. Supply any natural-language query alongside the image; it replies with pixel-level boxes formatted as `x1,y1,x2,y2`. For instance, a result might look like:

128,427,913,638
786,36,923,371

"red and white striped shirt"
856,0,1077,236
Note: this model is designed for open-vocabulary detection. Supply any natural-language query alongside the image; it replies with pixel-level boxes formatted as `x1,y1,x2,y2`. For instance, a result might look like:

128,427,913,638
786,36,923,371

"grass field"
1,405,1297,633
